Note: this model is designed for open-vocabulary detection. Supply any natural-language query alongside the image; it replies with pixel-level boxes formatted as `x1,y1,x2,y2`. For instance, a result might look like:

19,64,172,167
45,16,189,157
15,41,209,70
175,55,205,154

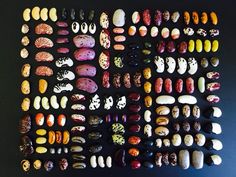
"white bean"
144,110,151,122
106,156,112,168
60,96,68,109
33,96,41,110
50,95,59,109
156,95,175,104
90,155,97,168
98,156,105,168
42,97,50,110
178,95,197,104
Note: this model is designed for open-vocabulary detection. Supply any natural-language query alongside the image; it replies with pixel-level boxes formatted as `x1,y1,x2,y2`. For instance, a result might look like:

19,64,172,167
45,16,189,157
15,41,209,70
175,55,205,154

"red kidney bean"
175,79,183,93
128,114,141,122
129,104,141,113
129,124,141,133
164,78,172,93
131,160,141,169
155,78,163,93
128,92,140,101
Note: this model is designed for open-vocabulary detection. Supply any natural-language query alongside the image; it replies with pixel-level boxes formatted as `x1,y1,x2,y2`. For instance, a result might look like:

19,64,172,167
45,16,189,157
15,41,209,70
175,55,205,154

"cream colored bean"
60,96,68,109
90,155,97,168
33,96,41,110
40,8,48,21
49,8,57,22
106,156,112,168
23,8,31,21
42,97,50,110
98,156,105,168
50,95,59,109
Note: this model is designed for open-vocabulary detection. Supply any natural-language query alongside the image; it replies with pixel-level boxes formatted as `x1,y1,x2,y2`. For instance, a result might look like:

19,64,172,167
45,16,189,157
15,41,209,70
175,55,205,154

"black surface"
0,0,236,177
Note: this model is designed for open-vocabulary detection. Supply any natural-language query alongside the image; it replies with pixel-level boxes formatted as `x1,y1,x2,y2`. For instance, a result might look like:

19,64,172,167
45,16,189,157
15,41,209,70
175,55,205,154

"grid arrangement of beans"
19,7,222,172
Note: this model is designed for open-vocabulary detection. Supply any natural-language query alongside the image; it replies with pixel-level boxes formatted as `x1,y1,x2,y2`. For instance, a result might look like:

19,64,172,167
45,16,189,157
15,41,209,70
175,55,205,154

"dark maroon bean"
129,104,141,113
156,40,165,53
128,114,141,122
130,160,141,169
166,41,176,53
129,124,141,132
178,41,187,54
128,92,140,101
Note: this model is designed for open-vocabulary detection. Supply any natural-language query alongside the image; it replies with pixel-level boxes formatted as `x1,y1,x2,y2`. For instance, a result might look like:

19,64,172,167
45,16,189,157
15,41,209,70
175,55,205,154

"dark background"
0,0,236,177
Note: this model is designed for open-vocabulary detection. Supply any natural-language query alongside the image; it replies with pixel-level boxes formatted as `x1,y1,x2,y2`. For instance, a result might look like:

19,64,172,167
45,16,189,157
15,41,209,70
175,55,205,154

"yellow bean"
196,39,203,53
36,147,47,154
188,40,195,52
144,81,152,93
36,137,47,144
212,40,219,52
204,40,211,52
36,129,47,136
